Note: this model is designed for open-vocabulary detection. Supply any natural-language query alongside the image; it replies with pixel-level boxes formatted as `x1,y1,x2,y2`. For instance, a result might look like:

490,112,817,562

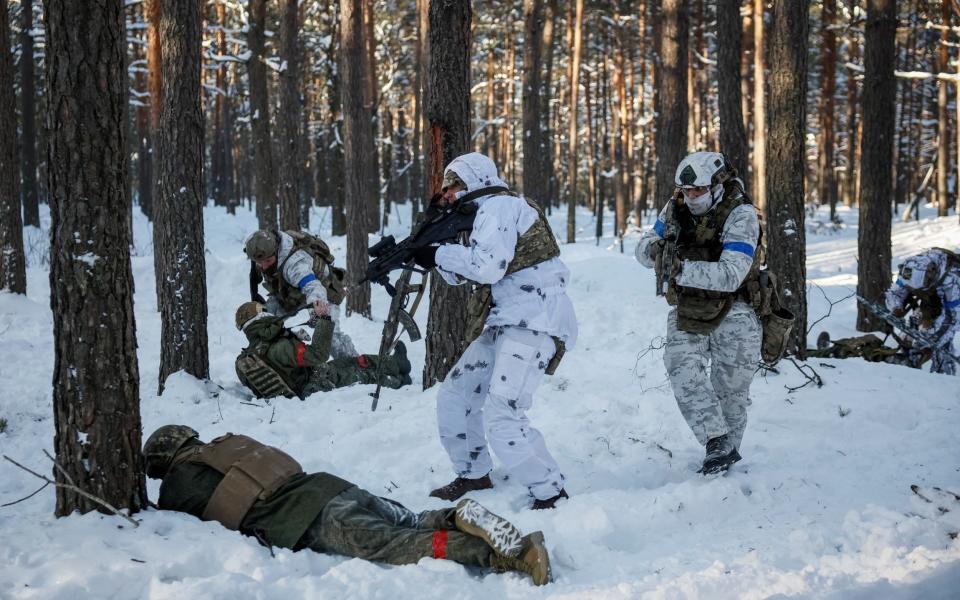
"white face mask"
685,192,714,215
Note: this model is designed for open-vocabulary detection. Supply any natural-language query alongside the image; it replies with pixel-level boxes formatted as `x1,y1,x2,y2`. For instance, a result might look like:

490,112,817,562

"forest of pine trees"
0,0,956,515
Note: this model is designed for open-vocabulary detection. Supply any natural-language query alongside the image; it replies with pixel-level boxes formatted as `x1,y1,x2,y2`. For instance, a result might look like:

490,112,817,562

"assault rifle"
363,191,493,411
856,293,959,366
655,192,682,297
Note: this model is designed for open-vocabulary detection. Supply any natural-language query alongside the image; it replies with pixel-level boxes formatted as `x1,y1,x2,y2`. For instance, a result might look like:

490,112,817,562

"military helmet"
898,255,938,290
244,230,278,262
143,425,199,479
442,169,467,192
674,152,732,188
235,301,264,330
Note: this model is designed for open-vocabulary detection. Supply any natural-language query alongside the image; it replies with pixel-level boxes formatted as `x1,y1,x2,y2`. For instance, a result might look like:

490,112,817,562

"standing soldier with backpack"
883,248,960,375
244,229,356,358
635,152,775,475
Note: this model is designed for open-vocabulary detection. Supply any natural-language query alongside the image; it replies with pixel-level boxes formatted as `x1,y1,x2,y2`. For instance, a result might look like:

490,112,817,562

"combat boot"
699,434,741,475
393,341,412,386
429,474,493,501
490,531,551,586
454,498,523,558
531,489,568,510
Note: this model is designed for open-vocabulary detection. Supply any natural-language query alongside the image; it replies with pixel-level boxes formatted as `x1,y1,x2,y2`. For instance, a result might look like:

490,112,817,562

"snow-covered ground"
1,200,958,600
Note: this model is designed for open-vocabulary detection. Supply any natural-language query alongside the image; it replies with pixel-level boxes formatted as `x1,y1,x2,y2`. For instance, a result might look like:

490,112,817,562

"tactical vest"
262,231,347,312
666,182,763,334
174,434,304,530
235,317,305,399
465,195,562,343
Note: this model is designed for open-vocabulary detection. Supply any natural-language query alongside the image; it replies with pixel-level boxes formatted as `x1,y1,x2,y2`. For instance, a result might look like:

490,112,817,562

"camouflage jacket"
158,441,354,549
241,316,334,386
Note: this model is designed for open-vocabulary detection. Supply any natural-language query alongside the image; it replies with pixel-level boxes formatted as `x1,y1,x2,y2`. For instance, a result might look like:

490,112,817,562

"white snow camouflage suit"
884,248,960,375
635,185,761,450
433,152,578,501
264,230,356,358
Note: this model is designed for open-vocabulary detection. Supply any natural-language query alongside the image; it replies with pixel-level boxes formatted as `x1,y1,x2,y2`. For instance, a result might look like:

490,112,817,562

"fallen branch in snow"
806,284,856,336
784,358,823,392
1,482,49,507
2,452,140,528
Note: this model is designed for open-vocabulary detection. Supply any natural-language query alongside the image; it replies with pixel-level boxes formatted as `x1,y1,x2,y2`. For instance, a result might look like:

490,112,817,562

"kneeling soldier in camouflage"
234,300,412,399
144,425,552,585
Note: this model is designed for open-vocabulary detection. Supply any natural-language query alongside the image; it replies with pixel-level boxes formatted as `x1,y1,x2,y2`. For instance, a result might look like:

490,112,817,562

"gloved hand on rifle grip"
412,245,438,270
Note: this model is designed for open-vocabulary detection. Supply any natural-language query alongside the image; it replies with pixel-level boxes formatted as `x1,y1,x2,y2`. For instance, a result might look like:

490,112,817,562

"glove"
412,246,438,270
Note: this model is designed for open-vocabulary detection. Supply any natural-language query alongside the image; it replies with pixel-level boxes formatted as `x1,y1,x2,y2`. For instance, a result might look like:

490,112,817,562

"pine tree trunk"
341,0,372,316
46,0,146,516
522,0,546,205
324,5,347,236
19,0,39,227
542,0,559,208
653,0,688,208
364,1,381,233
856,0,896,331
566,0,584,243
766,0,809,356
279,0,302,230
614,20,629,239
144,0,162,222
819,0,838,220
717,0,749,178
423,0,472,389
135,2,152,219
249,0,277,230
842,0,861,208
211,0,235,211
1,0,26,293
155,0,209,392
936,0,951,218
751,0,766,211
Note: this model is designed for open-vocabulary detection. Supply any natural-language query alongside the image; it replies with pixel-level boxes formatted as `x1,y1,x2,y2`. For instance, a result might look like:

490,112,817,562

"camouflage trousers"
663,302,761,448
436,326,565,501
303,355,405,396
297,487,494,567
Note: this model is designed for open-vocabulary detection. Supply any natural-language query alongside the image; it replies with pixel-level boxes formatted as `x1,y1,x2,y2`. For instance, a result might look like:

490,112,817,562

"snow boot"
454,498,523,558
699,434,741,475
531,489,569,510
429,474,494,501
490,531,551,586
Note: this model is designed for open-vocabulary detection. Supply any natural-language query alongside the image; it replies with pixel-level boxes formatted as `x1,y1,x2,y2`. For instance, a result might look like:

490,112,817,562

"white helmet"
674,151,730,188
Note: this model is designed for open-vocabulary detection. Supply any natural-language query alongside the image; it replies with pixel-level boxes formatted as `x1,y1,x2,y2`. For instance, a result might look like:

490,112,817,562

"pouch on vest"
191,434,304,530
758,272,794,364
465,285,493,344
236,351,300,399
544,337,565,375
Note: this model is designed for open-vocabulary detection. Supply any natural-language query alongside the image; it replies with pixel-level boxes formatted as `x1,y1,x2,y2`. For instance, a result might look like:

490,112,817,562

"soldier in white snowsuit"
245,229,357,358
635,152,762,474
411,152,577,509
884,248,960,375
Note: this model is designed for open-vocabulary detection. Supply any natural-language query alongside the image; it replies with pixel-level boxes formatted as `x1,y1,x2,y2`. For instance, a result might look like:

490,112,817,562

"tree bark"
19,0,39,227
566,0,584,243
819,0,838,220
279,0,302,230
653,0,688,208
842,0,861,208
521,0,546,205
717,0,749,178
364,0,381,233
46,0,146,516
340,0,372,316
323,4,347,236
856,0,896,331
211,0,235,212
423,0,472,388
765,0,809,356
249,0,277,229
936,0,951,218
155,0,209,392
144,0,162,222
1,0,25,293
751,0,766,211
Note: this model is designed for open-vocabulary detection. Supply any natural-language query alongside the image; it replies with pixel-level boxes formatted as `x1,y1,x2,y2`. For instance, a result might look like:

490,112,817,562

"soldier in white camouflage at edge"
245,229,357,358
635,151,762,474
410,152,578,510
883,248,960,375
